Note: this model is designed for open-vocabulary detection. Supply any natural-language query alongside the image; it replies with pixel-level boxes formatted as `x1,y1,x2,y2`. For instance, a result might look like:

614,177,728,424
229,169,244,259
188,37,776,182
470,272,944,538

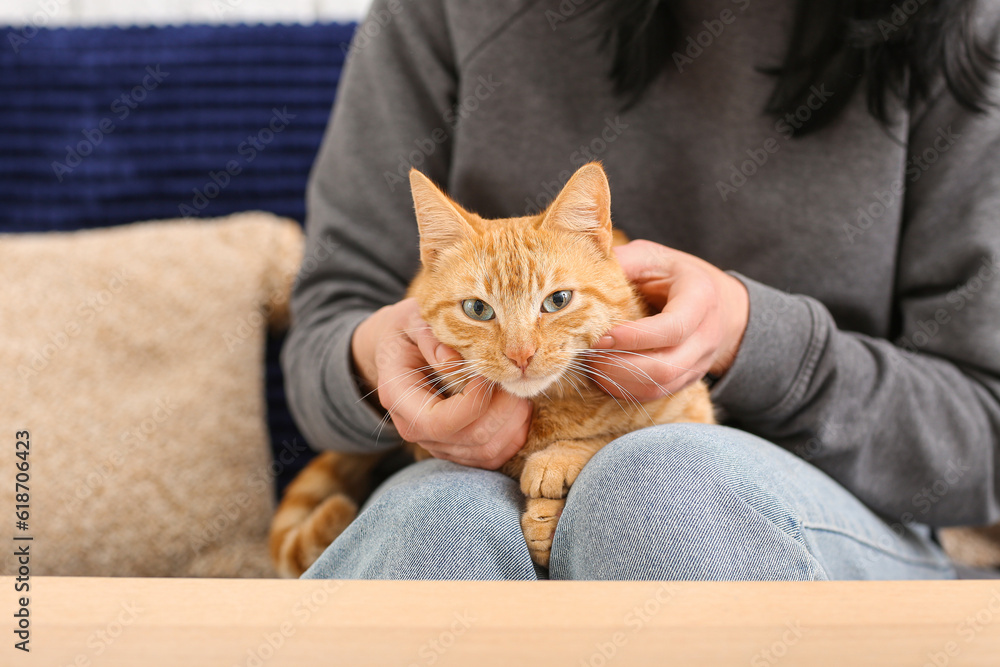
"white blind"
0,0,370,26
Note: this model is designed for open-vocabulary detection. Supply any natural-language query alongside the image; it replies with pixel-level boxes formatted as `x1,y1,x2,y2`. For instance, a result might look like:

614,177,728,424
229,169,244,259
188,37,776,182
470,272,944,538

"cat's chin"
501,374,560,398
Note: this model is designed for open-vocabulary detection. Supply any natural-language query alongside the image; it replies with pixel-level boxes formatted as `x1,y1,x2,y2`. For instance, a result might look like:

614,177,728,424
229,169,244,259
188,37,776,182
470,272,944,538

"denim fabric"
303,424,956,581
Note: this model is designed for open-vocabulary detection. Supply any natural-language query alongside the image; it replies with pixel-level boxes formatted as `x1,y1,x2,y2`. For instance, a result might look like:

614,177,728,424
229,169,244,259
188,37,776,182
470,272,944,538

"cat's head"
409,163,638,398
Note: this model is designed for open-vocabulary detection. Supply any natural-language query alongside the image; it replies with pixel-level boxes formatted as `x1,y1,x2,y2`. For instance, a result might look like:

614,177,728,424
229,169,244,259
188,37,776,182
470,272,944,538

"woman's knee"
305,459,537,580
365,459,525,540
580,423,787,482
570,424,804,512
550,424,824,580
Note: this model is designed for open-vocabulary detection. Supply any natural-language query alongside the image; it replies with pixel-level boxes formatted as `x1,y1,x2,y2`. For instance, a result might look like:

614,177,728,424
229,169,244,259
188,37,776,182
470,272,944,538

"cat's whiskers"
582,345,702,376
355,359,472,405
371,364,477,440
561,366,587,395
575,361,649,412
579,351,680,404
373,375,442,440
395,360,494,439
467,379,492,416
439,369,492,401
567,366,647,424
478,379,501,416
576,349,659,387
381,325,439,339
604,318,711,358
551,346,647,387
558,366,592,404
405,370,497,440
406,379,465,440
375,375,455,441
423,363,491,405
578,350,667,384
564,359,654,425
371,361,488,440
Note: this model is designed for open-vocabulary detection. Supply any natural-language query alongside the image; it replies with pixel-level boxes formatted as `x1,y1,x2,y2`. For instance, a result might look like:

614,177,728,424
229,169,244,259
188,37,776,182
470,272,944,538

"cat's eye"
541,290,573,313
462,299,495,321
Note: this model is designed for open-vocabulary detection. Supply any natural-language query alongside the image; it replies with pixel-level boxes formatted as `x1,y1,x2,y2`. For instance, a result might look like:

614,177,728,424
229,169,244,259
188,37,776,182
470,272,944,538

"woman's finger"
586,343,710,401
394,375,496,442
596,274,712,351
408,310,464,372
416,391,532,468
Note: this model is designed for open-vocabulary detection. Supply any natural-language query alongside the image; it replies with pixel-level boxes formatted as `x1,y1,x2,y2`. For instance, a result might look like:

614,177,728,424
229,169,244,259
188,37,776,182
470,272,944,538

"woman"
283,0,1000,579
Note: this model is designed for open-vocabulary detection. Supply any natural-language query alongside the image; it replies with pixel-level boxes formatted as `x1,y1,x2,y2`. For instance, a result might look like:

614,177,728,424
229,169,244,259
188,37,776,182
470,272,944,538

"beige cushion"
1,213,303,577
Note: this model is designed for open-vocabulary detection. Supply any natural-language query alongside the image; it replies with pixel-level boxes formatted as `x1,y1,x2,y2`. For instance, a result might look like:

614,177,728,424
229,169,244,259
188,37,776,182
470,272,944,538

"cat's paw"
520,446,587,499
521,497,564,568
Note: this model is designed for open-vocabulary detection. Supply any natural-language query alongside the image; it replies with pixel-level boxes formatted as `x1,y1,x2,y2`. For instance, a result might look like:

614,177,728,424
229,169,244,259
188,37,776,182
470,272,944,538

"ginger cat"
270,163,715,577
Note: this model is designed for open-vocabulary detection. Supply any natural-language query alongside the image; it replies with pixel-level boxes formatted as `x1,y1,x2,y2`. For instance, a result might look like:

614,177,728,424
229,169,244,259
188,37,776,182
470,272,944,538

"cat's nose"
506,345,535,372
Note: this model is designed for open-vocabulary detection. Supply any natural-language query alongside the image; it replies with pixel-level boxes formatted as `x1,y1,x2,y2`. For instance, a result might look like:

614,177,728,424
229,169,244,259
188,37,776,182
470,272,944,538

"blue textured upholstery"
0,23,358,495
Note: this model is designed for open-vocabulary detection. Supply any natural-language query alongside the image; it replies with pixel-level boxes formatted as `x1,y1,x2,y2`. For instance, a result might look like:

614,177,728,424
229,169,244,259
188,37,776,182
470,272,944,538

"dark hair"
594,0,999,136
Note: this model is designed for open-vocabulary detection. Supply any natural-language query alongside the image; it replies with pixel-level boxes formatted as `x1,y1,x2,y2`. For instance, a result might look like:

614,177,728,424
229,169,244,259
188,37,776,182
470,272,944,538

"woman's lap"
302,453,540,579
302,424,956,581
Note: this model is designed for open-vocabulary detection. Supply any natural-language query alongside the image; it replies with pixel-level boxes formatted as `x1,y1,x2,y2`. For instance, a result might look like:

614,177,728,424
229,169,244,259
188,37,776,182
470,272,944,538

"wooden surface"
4,577,1000,666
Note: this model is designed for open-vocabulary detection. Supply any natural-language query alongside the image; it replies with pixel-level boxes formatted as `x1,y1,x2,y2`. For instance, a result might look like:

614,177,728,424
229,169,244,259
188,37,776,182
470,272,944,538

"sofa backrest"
0,23,359,494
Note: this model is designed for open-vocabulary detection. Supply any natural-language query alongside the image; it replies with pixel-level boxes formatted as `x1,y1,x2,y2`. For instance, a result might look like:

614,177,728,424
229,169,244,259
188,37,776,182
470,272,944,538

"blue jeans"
303,424,956,580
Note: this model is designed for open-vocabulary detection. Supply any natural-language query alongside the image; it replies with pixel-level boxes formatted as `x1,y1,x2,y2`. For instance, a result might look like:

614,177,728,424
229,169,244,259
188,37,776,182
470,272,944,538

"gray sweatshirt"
283,0,1000,527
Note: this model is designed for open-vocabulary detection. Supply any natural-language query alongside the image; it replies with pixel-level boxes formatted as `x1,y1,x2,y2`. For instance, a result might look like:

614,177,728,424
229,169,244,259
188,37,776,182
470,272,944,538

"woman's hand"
351,298,532,469
588,240,750,402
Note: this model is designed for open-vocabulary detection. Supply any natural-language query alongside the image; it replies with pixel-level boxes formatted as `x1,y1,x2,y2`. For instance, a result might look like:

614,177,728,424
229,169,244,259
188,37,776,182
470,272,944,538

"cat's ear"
541,162,613,255
409,169,474,268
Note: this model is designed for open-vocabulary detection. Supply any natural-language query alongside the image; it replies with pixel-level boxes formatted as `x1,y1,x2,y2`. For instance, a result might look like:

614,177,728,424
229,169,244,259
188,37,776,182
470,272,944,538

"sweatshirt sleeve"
710,36,1000,526
281,0,457,453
